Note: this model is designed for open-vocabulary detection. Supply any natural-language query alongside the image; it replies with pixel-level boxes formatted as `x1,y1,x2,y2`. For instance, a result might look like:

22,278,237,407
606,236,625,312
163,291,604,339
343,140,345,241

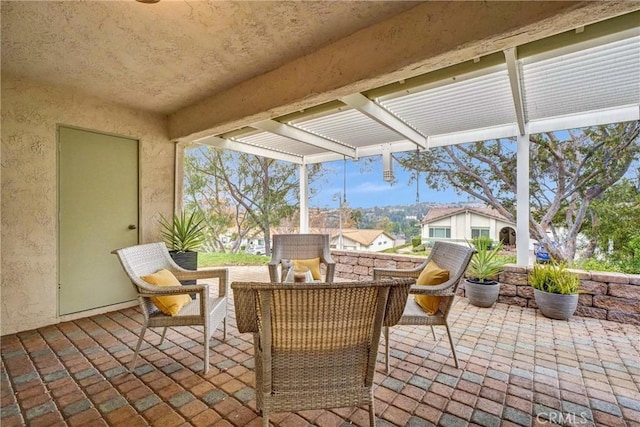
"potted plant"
465,237,504,307
159,210,206,280
529,262,580,320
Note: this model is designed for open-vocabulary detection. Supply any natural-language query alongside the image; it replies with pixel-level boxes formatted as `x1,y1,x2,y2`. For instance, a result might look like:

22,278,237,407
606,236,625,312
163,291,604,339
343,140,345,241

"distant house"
332,229,395,252
421,206,517,246
268,227,396,252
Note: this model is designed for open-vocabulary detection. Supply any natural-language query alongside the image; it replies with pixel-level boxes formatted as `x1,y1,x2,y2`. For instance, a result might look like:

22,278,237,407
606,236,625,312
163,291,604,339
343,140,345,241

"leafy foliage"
574,233,640,274
466,237,505,283
159,211,206,252
528,263,580,295
581,178,640,256
184,147,325,254
397,123,640,263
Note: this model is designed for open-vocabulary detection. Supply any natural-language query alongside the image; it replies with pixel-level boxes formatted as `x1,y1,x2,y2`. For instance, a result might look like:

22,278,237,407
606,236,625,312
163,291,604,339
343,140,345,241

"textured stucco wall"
1,75,174,335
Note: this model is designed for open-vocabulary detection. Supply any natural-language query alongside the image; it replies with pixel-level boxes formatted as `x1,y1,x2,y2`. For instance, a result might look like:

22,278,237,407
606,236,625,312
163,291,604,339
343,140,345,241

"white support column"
299,164,309,233
516,134,531,266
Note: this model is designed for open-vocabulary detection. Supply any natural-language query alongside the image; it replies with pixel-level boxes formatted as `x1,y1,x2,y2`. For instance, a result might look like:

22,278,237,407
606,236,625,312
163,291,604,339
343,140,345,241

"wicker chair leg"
430,325,436,340
444,323,459,368
369,402,375,427
262,414,269,427
204,329,210,374
130,325,147,372
223,317,227,340
384,326,390,373
159,327,168,345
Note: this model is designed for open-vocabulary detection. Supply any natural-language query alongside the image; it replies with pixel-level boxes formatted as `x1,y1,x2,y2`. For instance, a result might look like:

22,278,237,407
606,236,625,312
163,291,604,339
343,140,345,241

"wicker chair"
268,234,335,282
112,242,228,373
373,241,475,371
233,279,413,427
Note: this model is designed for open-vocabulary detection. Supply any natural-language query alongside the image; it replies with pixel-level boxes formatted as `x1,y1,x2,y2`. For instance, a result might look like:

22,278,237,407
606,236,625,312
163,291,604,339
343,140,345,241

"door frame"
56,124,142,317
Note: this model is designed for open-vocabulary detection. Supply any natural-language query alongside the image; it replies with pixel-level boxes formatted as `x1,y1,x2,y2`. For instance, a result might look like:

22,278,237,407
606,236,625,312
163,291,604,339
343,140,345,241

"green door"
59,126,139,315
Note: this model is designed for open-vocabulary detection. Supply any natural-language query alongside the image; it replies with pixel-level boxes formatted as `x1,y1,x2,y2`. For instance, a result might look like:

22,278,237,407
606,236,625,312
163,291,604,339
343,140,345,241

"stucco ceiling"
1,0,419,115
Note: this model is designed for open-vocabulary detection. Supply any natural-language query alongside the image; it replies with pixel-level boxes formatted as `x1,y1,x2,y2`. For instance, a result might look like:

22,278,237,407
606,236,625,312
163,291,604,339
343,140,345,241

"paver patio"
2,266,639,427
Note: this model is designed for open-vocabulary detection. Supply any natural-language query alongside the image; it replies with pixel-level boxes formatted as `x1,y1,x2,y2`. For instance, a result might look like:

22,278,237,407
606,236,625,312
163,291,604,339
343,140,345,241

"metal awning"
195,25,639,164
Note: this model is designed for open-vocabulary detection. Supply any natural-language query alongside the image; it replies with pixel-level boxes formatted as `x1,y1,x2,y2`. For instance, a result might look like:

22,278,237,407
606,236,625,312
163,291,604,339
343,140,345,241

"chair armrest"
230,284,258,334
373,266,423,280
321,246,335,265
410,285,455,296
409,278,458,296
172,268,228,297
138,283,208,298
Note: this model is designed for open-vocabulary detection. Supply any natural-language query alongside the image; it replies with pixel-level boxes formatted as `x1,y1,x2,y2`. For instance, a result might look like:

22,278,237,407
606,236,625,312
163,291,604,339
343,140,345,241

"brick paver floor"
2,266,639,426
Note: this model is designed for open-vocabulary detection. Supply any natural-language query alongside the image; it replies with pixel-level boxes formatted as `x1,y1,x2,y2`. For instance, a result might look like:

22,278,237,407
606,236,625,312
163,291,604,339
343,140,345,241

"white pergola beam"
196,135,304,164
528,105,640,134
299,165,309,232
252,119,357,159
429,124,520,147
504,48,527,136
340,93,428,149
516,134,531,266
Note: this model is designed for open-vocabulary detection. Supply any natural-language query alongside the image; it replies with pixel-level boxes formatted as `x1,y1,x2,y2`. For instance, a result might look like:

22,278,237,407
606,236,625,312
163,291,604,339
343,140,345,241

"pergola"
194,15,640,265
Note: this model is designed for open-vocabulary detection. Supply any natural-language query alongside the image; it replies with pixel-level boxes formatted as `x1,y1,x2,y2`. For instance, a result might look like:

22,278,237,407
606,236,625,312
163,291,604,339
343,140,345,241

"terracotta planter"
465,279,500,308
533,288,578,320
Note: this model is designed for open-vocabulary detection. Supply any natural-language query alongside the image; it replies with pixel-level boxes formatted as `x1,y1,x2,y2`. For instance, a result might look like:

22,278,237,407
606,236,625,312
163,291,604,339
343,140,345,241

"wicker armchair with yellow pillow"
268,234,335,282
112,242,228,373
373,241,475,370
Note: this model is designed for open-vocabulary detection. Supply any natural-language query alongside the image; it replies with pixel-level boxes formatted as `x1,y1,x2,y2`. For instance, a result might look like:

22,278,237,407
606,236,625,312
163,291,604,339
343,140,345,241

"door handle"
128,224,137,230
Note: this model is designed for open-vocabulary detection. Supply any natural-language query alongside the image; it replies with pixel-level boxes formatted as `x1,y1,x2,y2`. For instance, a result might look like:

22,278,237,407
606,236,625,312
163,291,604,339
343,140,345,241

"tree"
184,146,324,254
184,155,235,252
581,178,640,258
398,122,640,263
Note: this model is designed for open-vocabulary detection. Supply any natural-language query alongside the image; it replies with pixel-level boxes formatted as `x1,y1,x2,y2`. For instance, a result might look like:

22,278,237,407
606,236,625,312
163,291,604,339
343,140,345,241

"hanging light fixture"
382,146,394,182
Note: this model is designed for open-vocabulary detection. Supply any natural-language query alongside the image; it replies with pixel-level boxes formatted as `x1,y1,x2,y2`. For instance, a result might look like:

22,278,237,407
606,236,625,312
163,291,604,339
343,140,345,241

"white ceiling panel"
208,29,639,161
379,68,517,137
233,131,325,157
522,35,640,120
292,109,402,147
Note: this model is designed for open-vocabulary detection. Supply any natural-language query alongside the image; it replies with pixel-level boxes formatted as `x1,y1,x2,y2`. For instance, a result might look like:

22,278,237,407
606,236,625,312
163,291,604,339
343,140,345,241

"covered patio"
2,266,639,426
2,3,640,426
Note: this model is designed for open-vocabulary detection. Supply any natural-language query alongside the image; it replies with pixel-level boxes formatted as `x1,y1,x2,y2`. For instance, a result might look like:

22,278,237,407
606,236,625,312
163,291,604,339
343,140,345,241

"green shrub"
472,236,494,250
575,255,640,275
411,236,422,247
412,244,425,252
529,263,580,295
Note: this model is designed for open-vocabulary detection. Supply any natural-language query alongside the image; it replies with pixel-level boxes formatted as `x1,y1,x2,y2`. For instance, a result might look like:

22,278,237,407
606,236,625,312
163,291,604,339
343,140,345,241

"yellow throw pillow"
141,269,192,316
414,261,450,315
292,258,321,280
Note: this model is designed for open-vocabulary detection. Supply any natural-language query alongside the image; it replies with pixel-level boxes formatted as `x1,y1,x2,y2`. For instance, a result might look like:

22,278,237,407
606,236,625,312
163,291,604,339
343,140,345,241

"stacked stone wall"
332,250,640,325
495,265,640,325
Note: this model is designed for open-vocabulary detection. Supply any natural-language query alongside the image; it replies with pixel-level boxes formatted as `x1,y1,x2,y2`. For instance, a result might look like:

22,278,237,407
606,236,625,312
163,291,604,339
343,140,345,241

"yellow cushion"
414,261,450,315
141,269,192,316
292,258,321,280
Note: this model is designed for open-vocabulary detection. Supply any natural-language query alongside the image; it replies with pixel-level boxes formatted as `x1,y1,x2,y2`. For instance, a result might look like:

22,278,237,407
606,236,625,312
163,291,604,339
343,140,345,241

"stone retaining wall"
331,250,640,325
494,264,640,325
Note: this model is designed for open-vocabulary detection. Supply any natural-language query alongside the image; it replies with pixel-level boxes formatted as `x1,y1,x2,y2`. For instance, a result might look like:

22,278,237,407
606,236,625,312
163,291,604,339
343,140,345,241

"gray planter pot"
465,279,500,308
169,250,198,299
533,288,578,320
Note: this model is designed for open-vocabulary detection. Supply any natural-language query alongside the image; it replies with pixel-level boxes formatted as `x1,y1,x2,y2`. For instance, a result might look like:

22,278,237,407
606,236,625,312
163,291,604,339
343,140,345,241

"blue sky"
309,157,469,209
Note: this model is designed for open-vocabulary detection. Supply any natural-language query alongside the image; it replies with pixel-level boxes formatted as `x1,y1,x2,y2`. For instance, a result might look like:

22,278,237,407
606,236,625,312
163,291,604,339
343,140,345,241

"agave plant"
159,210,206,252
466,237,504,284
